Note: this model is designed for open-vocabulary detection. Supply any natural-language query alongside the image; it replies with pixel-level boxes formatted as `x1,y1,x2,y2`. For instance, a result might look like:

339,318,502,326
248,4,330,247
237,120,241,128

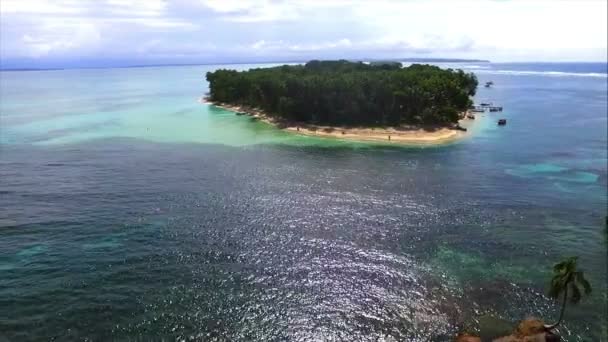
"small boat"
489,106,503,112
497,119,507,125
480,102,492,107
485,81,494,88
467,114,475,119
471,108,485,113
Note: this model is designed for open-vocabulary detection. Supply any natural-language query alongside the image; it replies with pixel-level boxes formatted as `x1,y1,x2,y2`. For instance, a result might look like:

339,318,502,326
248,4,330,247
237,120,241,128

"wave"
470,69,607,78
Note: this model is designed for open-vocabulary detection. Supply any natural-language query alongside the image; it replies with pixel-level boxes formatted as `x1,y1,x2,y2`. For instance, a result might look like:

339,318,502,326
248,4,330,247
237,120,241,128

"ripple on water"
128,235,463,341
82,234,125,250
0,260,16,271
505,163,598,184
16,244,48,258
1,64,606,341
0,244,48,272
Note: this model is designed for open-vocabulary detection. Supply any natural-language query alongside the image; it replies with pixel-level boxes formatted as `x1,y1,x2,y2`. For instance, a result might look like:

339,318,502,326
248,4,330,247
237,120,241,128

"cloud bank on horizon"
0,0,606,68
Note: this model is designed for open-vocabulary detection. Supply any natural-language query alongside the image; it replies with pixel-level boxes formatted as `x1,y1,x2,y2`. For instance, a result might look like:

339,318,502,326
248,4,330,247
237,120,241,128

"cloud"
199,0,351,22
246,37,473,56
0,0,606,66
1,0,86,14
20,21,101,57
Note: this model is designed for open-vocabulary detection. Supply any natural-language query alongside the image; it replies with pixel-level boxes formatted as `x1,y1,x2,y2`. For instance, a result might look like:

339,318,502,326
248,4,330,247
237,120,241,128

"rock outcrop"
456,318,560,342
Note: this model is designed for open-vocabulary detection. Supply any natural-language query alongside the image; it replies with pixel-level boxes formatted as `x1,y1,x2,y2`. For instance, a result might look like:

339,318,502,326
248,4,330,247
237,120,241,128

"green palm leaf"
569,282,582,304
545,256,592,329
575,271,592,295
549,277,563,298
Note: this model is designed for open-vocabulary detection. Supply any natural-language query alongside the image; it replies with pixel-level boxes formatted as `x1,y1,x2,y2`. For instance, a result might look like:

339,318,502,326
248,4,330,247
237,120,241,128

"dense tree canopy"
206,60,477,126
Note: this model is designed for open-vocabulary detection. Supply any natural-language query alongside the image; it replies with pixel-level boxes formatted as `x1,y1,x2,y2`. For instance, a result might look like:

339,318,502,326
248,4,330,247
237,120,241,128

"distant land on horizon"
0,57,491,71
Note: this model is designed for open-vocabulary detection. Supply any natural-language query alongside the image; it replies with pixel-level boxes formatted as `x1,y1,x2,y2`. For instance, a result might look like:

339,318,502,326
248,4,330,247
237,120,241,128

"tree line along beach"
202,60,490,145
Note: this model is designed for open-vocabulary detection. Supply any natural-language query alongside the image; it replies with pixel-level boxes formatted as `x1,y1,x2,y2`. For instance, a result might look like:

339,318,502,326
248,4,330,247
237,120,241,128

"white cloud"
11,18,101,57
113,17,197,29
0,0,606,64
0,0,196,59
200,0,259,14
104,0,167,16
0,0,85,14
242,36,474,60
202,0,299,22
199,0,359,22
290,39,353,51
200,0,607,58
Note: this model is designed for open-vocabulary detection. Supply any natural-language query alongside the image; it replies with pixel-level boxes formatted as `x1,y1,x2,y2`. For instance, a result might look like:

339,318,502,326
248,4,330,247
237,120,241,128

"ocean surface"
1,62,606,341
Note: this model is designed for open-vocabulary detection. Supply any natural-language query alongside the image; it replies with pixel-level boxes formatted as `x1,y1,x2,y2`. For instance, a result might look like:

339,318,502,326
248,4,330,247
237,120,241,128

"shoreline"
200,97,475,145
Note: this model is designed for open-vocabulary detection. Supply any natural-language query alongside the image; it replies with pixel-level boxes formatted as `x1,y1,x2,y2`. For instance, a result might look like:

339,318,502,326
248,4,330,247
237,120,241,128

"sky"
0,0,606,68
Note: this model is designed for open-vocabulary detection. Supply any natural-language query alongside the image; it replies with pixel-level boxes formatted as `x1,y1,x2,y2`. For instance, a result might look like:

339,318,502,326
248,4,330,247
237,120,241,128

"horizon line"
2,58,607,72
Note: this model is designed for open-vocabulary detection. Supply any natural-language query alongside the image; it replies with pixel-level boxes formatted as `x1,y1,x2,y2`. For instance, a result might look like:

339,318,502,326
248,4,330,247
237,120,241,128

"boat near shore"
470,103,504,113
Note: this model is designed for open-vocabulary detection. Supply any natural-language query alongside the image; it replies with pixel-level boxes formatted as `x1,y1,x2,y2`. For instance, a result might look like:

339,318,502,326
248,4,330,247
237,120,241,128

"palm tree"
545,256,592,330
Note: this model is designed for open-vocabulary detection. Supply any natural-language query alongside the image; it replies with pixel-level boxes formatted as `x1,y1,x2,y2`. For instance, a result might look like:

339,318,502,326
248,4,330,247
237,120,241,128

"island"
204,60,478,144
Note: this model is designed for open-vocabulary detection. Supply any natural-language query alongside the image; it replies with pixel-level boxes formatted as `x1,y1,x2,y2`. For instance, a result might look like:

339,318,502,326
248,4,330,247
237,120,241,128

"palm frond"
575,271,592,295
553,261,567,273
553,256,577,274
546,256,591,328
549,270,569,298
548,282,561,298
569,282,582,304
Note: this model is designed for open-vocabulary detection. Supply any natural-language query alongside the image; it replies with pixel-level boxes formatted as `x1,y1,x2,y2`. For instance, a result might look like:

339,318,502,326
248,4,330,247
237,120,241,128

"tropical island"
204,60,479,144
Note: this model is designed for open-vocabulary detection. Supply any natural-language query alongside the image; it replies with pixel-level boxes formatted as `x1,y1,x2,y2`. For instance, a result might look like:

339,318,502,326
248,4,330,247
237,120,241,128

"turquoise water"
0,65,300,146
1,62,607,340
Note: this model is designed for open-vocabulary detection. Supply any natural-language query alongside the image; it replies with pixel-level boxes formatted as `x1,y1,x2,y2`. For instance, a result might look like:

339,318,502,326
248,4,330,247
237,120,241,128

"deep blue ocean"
1,62,606,341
